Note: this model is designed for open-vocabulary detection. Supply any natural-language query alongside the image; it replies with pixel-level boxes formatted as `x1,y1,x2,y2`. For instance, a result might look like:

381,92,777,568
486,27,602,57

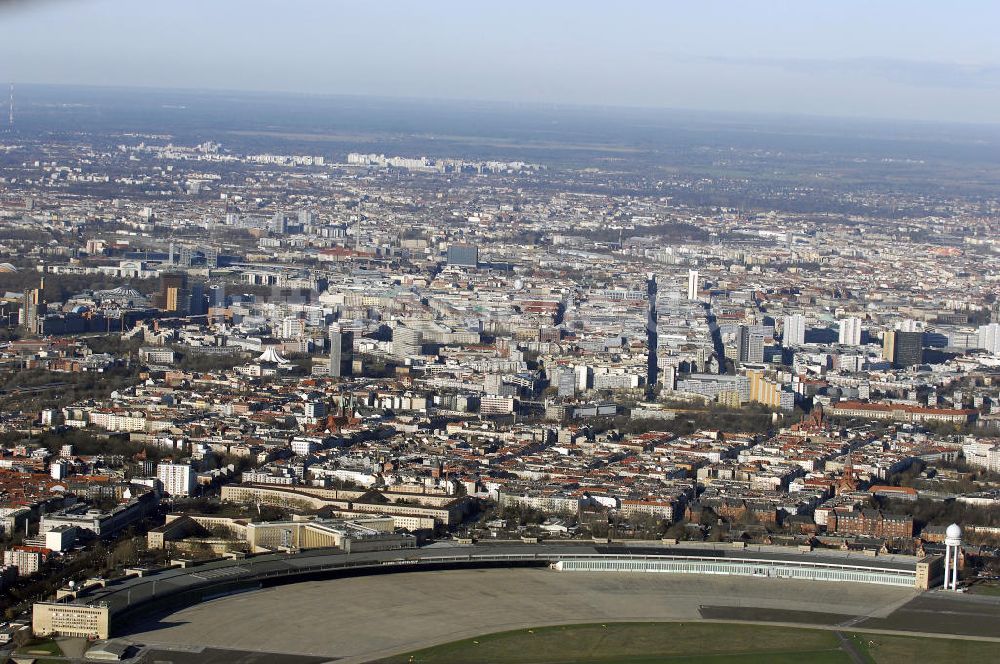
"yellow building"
717,390,742,408
746,369,789,410
883,330,896,365
33,602,109,639
165,286,180,311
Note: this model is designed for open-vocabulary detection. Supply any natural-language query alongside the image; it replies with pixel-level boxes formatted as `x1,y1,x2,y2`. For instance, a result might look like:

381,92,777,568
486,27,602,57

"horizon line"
12,80,1000,132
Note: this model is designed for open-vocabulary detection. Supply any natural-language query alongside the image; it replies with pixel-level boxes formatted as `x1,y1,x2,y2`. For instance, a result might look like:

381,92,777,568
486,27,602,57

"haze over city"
3,1,1000,123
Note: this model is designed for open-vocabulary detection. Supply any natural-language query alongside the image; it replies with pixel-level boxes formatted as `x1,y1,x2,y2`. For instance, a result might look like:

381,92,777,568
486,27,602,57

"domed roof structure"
258,347,290,364
109,285,143,298
94,285,147,306
946,523,962,539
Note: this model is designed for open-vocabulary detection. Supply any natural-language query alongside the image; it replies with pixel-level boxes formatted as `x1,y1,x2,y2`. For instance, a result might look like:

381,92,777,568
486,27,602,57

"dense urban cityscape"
2,5,1000,659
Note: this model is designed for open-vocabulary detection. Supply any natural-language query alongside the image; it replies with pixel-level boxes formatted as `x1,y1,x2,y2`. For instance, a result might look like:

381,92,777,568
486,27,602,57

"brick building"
830,507,913,538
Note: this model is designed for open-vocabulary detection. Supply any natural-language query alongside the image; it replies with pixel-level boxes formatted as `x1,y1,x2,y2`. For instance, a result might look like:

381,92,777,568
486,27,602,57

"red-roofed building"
832,401,977,425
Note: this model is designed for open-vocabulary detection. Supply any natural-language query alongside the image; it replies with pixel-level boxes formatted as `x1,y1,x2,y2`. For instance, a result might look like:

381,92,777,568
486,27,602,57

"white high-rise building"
661,365,677,390
157,462,195,497
304,401,327,420
747,332,766,364
687,270,699,300
838,317,862,346
392,325,422,358
50,460,68,480
4,548,45,575
280,317,304,339
978,323,1000,355
963,439,1000,473
783,314,805,347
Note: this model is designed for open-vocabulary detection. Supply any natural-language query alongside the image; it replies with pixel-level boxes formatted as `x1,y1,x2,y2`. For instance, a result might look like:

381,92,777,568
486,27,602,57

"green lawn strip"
13,638,63,657
382,621,1000,664
506,650,851,664
852,632,1000,664
384,647,851,664
968,584,1000,597
379,622,842,664
848,635,879,664
638,651,850,664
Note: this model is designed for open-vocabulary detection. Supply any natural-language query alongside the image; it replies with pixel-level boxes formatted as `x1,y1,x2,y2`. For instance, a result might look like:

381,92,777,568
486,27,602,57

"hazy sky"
2,0,999,123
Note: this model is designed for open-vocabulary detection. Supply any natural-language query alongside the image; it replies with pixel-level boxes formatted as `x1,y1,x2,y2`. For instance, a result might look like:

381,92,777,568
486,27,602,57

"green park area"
10,638,64,664
851,632,1000,664
378,622,999,664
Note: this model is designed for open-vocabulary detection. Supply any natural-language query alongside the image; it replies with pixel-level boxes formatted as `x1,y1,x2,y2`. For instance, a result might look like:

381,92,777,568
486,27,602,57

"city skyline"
2,4,1000,662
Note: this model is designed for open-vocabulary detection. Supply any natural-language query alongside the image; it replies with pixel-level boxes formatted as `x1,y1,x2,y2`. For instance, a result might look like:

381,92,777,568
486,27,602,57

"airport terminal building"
32,542,943,639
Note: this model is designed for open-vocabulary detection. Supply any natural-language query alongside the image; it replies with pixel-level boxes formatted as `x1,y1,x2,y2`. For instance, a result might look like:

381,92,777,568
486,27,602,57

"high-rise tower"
21,277,46,335
783,314,805,347
892,330,923,368
646,273,658,390
883,329,896,365
687,269,699,301
154,273,189,313
838,317,862,346
329,325,354,378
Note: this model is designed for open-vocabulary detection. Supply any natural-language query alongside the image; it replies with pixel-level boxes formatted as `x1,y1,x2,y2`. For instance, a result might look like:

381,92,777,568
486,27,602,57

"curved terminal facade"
33,542,939,639
553,554,918,587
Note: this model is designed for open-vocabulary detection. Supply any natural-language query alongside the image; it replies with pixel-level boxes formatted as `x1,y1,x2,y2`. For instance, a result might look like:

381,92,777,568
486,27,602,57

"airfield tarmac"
124,567,928,662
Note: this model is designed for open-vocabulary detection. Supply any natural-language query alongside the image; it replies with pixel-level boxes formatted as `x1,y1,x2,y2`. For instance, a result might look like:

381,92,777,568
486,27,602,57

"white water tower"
943,523,962,591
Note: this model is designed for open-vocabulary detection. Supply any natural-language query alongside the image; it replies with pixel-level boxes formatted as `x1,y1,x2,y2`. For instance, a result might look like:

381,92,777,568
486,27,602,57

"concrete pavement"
124,567,917,662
